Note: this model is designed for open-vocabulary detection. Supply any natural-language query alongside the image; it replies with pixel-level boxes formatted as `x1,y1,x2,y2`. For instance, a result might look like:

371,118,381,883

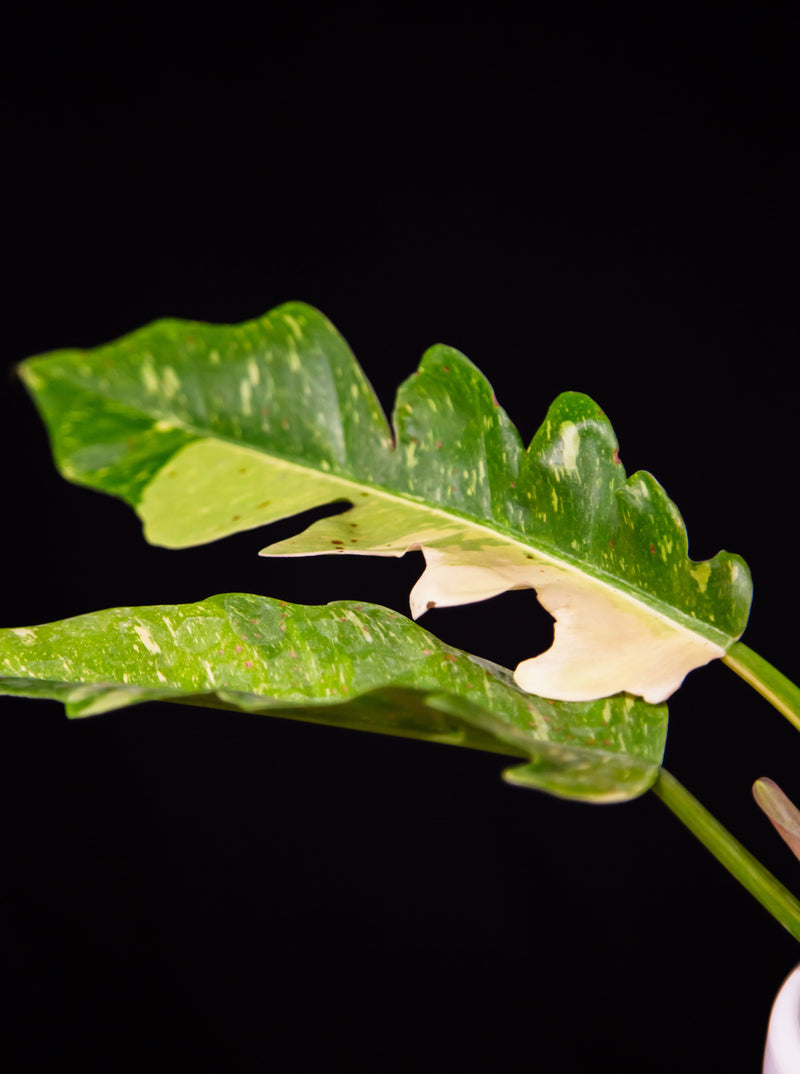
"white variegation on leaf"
262,506,733,704
408,545,725,704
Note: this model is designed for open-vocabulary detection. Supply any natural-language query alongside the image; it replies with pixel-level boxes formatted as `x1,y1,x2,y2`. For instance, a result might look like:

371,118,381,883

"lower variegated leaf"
0,594,667,802
502,751,659,802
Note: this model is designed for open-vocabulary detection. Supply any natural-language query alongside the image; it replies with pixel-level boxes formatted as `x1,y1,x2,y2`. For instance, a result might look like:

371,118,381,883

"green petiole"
723,642,800,735
653,768,800,944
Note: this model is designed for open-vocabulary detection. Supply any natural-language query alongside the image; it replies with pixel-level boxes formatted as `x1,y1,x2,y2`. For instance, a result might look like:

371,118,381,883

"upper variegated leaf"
19,302,752,703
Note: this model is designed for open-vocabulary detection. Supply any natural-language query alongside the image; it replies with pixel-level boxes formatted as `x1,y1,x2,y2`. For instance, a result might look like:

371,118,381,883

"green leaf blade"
0,596,667,802
390,344,526,523
20,302,394,507
502,752,659,804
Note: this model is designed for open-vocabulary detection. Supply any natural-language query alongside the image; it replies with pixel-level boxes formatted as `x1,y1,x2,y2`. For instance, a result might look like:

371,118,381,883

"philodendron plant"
4,301,800,952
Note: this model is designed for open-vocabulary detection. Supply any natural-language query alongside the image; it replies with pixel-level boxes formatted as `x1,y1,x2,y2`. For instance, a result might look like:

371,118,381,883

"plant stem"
652,768,800,944
723,641,800,734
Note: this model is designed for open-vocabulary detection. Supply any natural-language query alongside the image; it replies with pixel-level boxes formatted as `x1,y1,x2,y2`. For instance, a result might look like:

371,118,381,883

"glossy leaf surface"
19,302,752,703
0,595,667,802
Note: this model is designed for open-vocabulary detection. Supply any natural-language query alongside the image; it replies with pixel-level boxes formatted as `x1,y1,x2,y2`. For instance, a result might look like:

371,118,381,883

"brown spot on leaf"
613,448,621,464
256,500,271,508
649,543,656,554
443,365,450,373
426,601,437,609
281,418,290,429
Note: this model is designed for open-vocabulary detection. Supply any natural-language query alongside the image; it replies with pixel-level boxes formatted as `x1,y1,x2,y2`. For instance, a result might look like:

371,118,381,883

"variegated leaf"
19,303,752,703
0,595,668,803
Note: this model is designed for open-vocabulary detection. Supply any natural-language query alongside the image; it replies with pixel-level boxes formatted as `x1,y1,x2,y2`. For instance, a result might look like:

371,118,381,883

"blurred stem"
723,642,800,734
653,768,800,944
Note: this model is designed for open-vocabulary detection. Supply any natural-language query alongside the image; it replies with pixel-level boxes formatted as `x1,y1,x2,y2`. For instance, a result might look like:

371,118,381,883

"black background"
3,8,798,1072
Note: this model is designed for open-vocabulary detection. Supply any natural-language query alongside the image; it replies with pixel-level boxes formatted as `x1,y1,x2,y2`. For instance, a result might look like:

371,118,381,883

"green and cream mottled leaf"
0,596,667,803
19,302,752,703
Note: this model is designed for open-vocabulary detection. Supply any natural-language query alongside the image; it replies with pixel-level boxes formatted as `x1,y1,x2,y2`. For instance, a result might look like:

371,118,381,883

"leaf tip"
753,777,800,863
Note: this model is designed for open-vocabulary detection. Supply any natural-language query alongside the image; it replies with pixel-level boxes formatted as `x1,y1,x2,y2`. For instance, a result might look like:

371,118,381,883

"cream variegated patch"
263,503,735,705
409,544,725,704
